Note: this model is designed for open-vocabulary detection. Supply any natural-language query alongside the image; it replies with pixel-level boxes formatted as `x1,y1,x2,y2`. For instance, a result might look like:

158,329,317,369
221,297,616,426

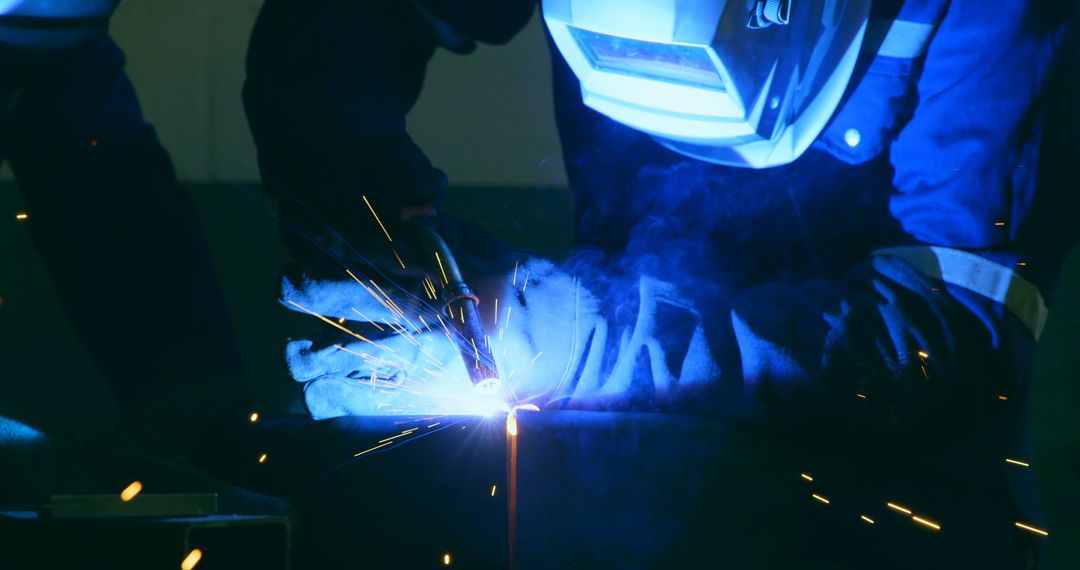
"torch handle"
404,220,501,391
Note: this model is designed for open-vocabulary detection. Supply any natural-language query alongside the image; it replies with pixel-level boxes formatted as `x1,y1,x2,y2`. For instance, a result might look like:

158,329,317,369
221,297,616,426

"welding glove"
281,259,600,418
282,259,722,418
551,275,723,410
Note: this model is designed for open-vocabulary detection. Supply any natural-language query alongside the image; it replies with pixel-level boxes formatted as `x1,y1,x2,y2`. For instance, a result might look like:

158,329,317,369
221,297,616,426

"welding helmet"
542,0,871,168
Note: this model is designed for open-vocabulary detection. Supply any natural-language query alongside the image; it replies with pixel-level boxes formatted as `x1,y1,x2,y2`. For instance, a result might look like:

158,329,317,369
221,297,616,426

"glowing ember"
119,481,142,502
887,502,912,515
353,441,393,458
248,412,260,423
506,414,518,437
491,485,497,497
860,515,875,525
435,251,449,285
362,195,393,242
15,212,28,221
257,453,268,464
1005,458,1030,467
911,515,941,531
1015,522,1049,536
800,473,813,482
811,494,830,505
180,549,203,570
442,552,452,566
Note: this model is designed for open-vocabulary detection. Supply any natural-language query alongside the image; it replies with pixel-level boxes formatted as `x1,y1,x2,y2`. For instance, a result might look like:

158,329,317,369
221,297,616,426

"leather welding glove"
282,259,722,418
281,259,600,418
551,276,723,411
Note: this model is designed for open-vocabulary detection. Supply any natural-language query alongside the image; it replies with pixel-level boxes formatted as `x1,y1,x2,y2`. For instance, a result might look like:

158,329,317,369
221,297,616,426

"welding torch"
403,217,502,395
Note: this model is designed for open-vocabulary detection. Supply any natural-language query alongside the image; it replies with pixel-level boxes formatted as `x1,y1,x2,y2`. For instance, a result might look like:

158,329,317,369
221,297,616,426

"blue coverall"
0,1,249,437
243,0,1077,567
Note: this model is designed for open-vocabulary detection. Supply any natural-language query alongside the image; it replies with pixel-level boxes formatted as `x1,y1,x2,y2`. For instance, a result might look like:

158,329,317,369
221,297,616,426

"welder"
245,0,1077,567
0,0,271,507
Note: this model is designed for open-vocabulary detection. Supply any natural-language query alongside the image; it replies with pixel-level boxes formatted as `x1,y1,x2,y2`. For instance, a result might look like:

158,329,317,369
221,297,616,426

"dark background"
0,1,1077,566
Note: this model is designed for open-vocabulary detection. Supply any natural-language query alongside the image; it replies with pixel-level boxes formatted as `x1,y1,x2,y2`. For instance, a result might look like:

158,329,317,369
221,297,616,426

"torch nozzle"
405,219,501,392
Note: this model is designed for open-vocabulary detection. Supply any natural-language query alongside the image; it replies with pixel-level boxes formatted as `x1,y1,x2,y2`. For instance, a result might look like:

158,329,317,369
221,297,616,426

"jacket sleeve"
721,0,1071,442
243,0,448,217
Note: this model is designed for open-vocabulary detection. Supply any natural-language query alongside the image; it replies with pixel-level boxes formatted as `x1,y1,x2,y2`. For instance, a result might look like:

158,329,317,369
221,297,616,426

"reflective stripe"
875,246,1049,340
863,19,936,59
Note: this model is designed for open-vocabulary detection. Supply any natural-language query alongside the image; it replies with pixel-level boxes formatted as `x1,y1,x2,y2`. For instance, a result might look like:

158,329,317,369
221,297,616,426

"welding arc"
405,220,501,389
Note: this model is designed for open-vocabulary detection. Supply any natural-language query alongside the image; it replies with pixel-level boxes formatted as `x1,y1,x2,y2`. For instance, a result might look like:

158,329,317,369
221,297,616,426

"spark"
248,411,260,423
15,212,28,221
428,422,441,428
856,393,868,399
887,502,912,515
1015,522,1049,536
369,280,405,316
258,453,268,464
530,352,543,365
917,350,929,360
812,494,830,505
494,298,499,326
119,481,142,502
1005,458,1030,467
998,395,1009,401
522,271,530,292
1017,261,1028,267
504,305,512,331
506,414,518,437
512,260,519,286
800,473,813,482
442,552,452,566
362,195,393,242
286,300,386,349
378,429,419,444
337,317,346,324
994,221,1006,227
435,251,449,285
860,515,875,525
391,247,407,270
352,308,386,331
912,515,941,531
180,549,203,570
491,485,497,497
436,314,455,340
354,441,393,457
472,338,480,369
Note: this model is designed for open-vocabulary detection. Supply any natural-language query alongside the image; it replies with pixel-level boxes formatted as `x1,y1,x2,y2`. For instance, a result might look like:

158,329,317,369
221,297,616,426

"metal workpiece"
512,411,802,569
219,412,802,569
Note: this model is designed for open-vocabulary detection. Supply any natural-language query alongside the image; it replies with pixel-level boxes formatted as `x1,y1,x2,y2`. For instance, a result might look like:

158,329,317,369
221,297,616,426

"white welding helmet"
543,0,871,168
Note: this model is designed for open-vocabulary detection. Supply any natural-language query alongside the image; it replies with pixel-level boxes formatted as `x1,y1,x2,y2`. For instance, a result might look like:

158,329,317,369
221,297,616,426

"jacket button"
844,128,862,148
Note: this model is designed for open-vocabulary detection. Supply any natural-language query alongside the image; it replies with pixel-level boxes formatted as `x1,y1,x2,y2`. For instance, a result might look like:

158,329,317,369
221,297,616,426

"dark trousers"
0,39,246,416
